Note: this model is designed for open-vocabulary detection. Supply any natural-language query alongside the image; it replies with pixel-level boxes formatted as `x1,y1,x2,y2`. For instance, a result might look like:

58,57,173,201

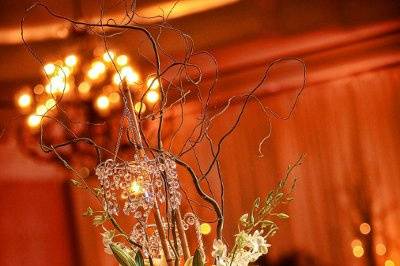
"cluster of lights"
16,51,161,128
351,222,396,265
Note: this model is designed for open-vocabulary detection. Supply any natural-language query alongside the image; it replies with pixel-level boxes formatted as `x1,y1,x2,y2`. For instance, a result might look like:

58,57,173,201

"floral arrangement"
20,2,305,266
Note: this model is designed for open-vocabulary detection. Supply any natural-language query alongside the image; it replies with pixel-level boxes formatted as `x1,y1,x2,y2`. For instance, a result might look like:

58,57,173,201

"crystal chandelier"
14,50,161,161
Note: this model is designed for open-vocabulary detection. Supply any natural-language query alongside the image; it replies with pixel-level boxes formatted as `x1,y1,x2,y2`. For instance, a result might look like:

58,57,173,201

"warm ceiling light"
95,95,110,110
199,223,211,235
116,55,128,66
44,63,56,75
65,54,78,67
352,246,364,258
146,76,160,90
359,223,371,235
103,51,115,63
134,102,146,113
145,90,159,103
17,93,32,108
376,243,386,256
27,114,41,128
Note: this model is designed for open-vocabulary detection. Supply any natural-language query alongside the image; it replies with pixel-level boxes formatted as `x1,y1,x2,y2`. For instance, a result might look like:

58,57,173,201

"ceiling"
0,0,399,85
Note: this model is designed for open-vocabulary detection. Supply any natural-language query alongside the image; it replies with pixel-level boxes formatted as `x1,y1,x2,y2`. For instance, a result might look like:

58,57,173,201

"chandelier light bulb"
146,90,160,103
359,222,371,235
352,245,364,258
95,95,110,110
385,260,395,266
65,54,78,67
116,55,128,66
103,51,115,63
44,63,56,75
134,102,146,113
27,114,41,128
17,93,32,108
36,105,47,116
88,68,100,80
146,76,160,90
45,98,56,110
92,61,106,74
375,243,386,256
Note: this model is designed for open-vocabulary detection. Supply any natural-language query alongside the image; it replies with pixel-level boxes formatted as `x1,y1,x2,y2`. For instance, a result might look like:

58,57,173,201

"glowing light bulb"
360,223,371,235
36,105,47,116
78,82,91,95
44,63,55,75
88,68,100,80
145,90,159,103
376,243,386,256
103,51,115,62
129,180,142,195
351,239,362,248
113,66,139,85
116,55,128,66
353,246,364,258
27,114,41,128
199,223,211,235
65,54,78,67
59,66,71,77
95,95,110,110
92,61,106,74
45,98,56,109
134,102,146,113
17,94,32,108
146,76,160,90
385,260,395,266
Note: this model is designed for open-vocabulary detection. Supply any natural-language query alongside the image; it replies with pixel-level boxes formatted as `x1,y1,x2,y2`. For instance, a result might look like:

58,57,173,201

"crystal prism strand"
184,213,205,258
123,85,174,266
96,159,119,215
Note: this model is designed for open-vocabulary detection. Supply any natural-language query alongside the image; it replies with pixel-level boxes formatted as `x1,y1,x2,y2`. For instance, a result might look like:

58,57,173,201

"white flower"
212,239,227,258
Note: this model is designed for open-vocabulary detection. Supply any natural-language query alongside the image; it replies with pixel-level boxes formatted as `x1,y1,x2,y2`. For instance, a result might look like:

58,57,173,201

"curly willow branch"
20,0,306,249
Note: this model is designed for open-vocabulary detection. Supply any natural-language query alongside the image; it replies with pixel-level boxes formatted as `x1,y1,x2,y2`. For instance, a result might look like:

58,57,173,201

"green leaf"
110,244,136,266
135,252,144,266
192,249,204,266
277,213,289,219
93,214,105,226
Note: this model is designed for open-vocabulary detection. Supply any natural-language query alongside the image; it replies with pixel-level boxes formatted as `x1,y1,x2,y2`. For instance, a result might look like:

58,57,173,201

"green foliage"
134,252,144,266
93,213,106,226
192,249,204,266
239,155,304,237
110,244,136,266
